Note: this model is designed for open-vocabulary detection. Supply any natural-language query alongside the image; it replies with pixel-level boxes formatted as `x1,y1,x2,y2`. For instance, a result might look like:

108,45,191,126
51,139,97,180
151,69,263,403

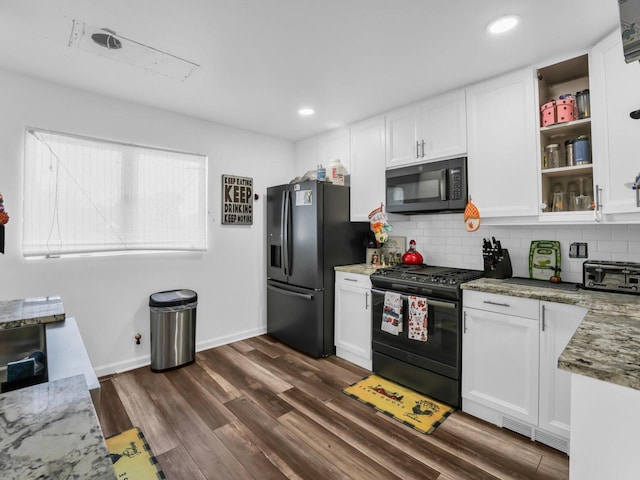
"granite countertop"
335,263,378,276
0,296,65,330
462,278,640,391
0,375,115,479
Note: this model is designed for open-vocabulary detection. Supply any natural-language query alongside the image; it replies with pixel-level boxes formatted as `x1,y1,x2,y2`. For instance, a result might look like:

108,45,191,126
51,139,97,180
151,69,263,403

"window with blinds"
23,129,208,257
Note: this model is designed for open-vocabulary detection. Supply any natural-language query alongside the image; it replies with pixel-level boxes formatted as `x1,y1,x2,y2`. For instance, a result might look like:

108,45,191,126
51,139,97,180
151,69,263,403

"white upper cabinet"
590,30,640,221
422,90,468,161
385,89,467,169
466,68,539,219
385,104,420,168
294,127,350,179
350,115,386,222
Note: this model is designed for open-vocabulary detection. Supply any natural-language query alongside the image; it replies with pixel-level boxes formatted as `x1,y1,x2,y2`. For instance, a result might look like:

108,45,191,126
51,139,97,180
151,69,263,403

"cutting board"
529,240,561,280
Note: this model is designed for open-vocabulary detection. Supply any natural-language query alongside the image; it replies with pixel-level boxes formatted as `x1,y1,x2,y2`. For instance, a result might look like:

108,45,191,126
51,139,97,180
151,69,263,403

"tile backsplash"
388,213,640,283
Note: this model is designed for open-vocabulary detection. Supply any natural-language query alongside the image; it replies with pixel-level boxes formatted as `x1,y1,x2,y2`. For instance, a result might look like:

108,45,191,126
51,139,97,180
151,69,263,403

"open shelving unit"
537,54,593,214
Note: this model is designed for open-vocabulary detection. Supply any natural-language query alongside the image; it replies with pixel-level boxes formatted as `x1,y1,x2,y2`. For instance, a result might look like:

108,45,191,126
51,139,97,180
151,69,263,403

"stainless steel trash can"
149,289,197,372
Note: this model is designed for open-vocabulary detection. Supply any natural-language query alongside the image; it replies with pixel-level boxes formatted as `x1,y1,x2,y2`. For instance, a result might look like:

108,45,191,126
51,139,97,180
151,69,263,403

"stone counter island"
0,296,65,330
0,375,115,479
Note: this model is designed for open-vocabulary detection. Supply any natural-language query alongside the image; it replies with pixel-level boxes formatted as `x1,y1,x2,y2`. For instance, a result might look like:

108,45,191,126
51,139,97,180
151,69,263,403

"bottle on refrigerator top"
316,164,326,181
327,159,345,185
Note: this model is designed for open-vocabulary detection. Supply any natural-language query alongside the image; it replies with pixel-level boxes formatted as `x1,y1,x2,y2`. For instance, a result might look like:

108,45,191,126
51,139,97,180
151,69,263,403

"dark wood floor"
96,335,569,479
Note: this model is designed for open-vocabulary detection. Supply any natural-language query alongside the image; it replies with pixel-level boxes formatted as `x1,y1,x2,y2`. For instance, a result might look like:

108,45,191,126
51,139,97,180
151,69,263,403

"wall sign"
222,175,253,225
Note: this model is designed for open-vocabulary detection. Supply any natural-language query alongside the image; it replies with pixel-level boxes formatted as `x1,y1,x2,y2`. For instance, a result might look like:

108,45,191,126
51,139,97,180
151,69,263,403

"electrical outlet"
569,242,588,258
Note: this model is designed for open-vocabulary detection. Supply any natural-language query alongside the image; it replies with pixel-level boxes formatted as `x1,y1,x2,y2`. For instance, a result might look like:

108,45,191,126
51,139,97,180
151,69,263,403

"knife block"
483,249,513,279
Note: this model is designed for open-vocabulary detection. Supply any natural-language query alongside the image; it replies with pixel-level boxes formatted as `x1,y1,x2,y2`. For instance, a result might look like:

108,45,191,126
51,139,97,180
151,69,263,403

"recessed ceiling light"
298,108,315,116
487,15,520,35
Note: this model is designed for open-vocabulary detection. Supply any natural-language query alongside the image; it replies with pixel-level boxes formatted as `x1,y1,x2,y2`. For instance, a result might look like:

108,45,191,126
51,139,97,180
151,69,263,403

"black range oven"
370,265,483,408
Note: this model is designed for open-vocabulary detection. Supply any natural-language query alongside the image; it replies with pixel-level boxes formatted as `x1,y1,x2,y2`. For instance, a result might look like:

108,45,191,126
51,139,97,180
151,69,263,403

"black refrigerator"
266,181,367,357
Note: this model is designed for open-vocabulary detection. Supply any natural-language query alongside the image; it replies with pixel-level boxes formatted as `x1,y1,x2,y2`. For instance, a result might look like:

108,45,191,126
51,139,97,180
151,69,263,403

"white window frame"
23,128,208,258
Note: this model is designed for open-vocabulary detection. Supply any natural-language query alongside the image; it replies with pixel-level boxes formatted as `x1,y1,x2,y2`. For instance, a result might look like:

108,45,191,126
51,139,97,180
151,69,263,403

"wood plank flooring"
96,335,569,480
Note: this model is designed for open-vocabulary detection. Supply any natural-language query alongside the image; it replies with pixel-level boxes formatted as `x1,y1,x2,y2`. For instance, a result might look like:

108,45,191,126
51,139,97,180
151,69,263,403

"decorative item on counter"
463,196,481,232
0,192,8,255
401,239,424,265
529,240,561,281
550,266,562,283
370,251,380,267
378,236,406,266
368,203,393,245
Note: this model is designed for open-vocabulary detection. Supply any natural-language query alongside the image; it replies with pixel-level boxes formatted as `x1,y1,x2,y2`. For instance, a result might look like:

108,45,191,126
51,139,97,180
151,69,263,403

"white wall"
0,68,294,376
389,213,640,283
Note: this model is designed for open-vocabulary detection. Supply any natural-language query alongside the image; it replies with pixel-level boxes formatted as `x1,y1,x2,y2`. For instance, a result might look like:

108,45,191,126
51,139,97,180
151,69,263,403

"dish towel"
408,296,428,342
381,291,403,335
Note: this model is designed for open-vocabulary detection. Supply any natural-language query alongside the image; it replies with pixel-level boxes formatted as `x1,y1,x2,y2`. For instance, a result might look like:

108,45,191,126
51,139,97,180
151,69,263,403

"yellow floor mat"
343,374,455,434
106,427,165,479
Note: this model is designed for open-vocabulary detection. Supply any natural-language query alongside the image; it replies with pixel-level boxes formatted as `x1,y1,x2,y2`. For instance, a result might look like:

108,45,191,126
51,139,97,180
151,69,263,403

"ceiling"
0,0,621,142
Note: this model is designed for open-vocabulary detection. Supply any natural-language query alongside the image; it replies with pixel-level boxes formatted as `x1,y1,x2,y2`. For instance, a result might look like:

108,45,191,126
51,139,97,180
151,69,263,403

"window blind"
23,129,207,257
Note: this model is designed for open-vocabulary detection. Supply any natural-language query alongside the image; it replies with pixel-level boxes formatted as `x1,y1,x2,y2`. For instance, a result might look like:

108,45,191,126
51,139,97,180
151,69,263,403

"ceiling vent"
91,29,122,50
68,20,199,81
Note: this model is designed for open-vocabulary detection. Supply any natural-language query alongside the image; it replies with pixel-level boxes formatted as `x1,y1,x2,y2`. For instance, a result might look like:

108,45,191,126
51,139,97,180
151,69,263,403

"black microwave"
385,157,468,214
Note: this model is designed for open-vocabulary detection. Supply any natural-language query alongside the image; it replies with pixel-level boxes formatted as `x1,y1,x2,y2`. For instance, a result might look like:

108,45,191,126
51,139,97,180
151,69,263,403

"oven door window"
386,170,446,206
372,289,460,369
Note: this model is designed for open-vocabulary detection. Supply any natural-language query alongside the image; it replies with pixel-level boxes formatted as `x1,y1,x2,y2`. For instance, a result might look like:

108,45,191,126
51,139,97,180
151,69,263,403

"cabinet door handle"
541,304,546,332
483,300,510,307
463,311,468,333
421,140,426,158
345,278,358,282
365,291,370,309
594,184,603,222
416,141,420,159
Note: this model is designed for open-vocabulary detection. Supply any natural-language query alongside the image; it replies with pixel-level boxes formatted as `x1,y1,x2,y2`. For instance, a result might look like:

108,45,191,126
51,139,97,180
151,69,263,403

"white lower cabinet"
462,291,586,453
538,301,587,439
334,271,372,370
462,293,540,425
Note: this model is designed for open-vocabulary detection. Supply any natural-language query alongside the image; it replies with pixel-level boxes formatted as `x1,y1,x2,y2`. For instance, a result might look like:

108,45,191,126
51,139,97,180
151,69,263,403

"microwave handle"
439,169,447,201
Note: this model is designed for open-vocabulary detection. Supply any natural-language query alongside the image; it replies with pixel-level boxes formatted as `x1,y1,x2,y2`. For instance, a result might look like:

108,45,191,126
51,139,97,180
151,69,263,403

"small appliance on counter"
482,237,512,279
583,260,640,294
529,240,561,280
